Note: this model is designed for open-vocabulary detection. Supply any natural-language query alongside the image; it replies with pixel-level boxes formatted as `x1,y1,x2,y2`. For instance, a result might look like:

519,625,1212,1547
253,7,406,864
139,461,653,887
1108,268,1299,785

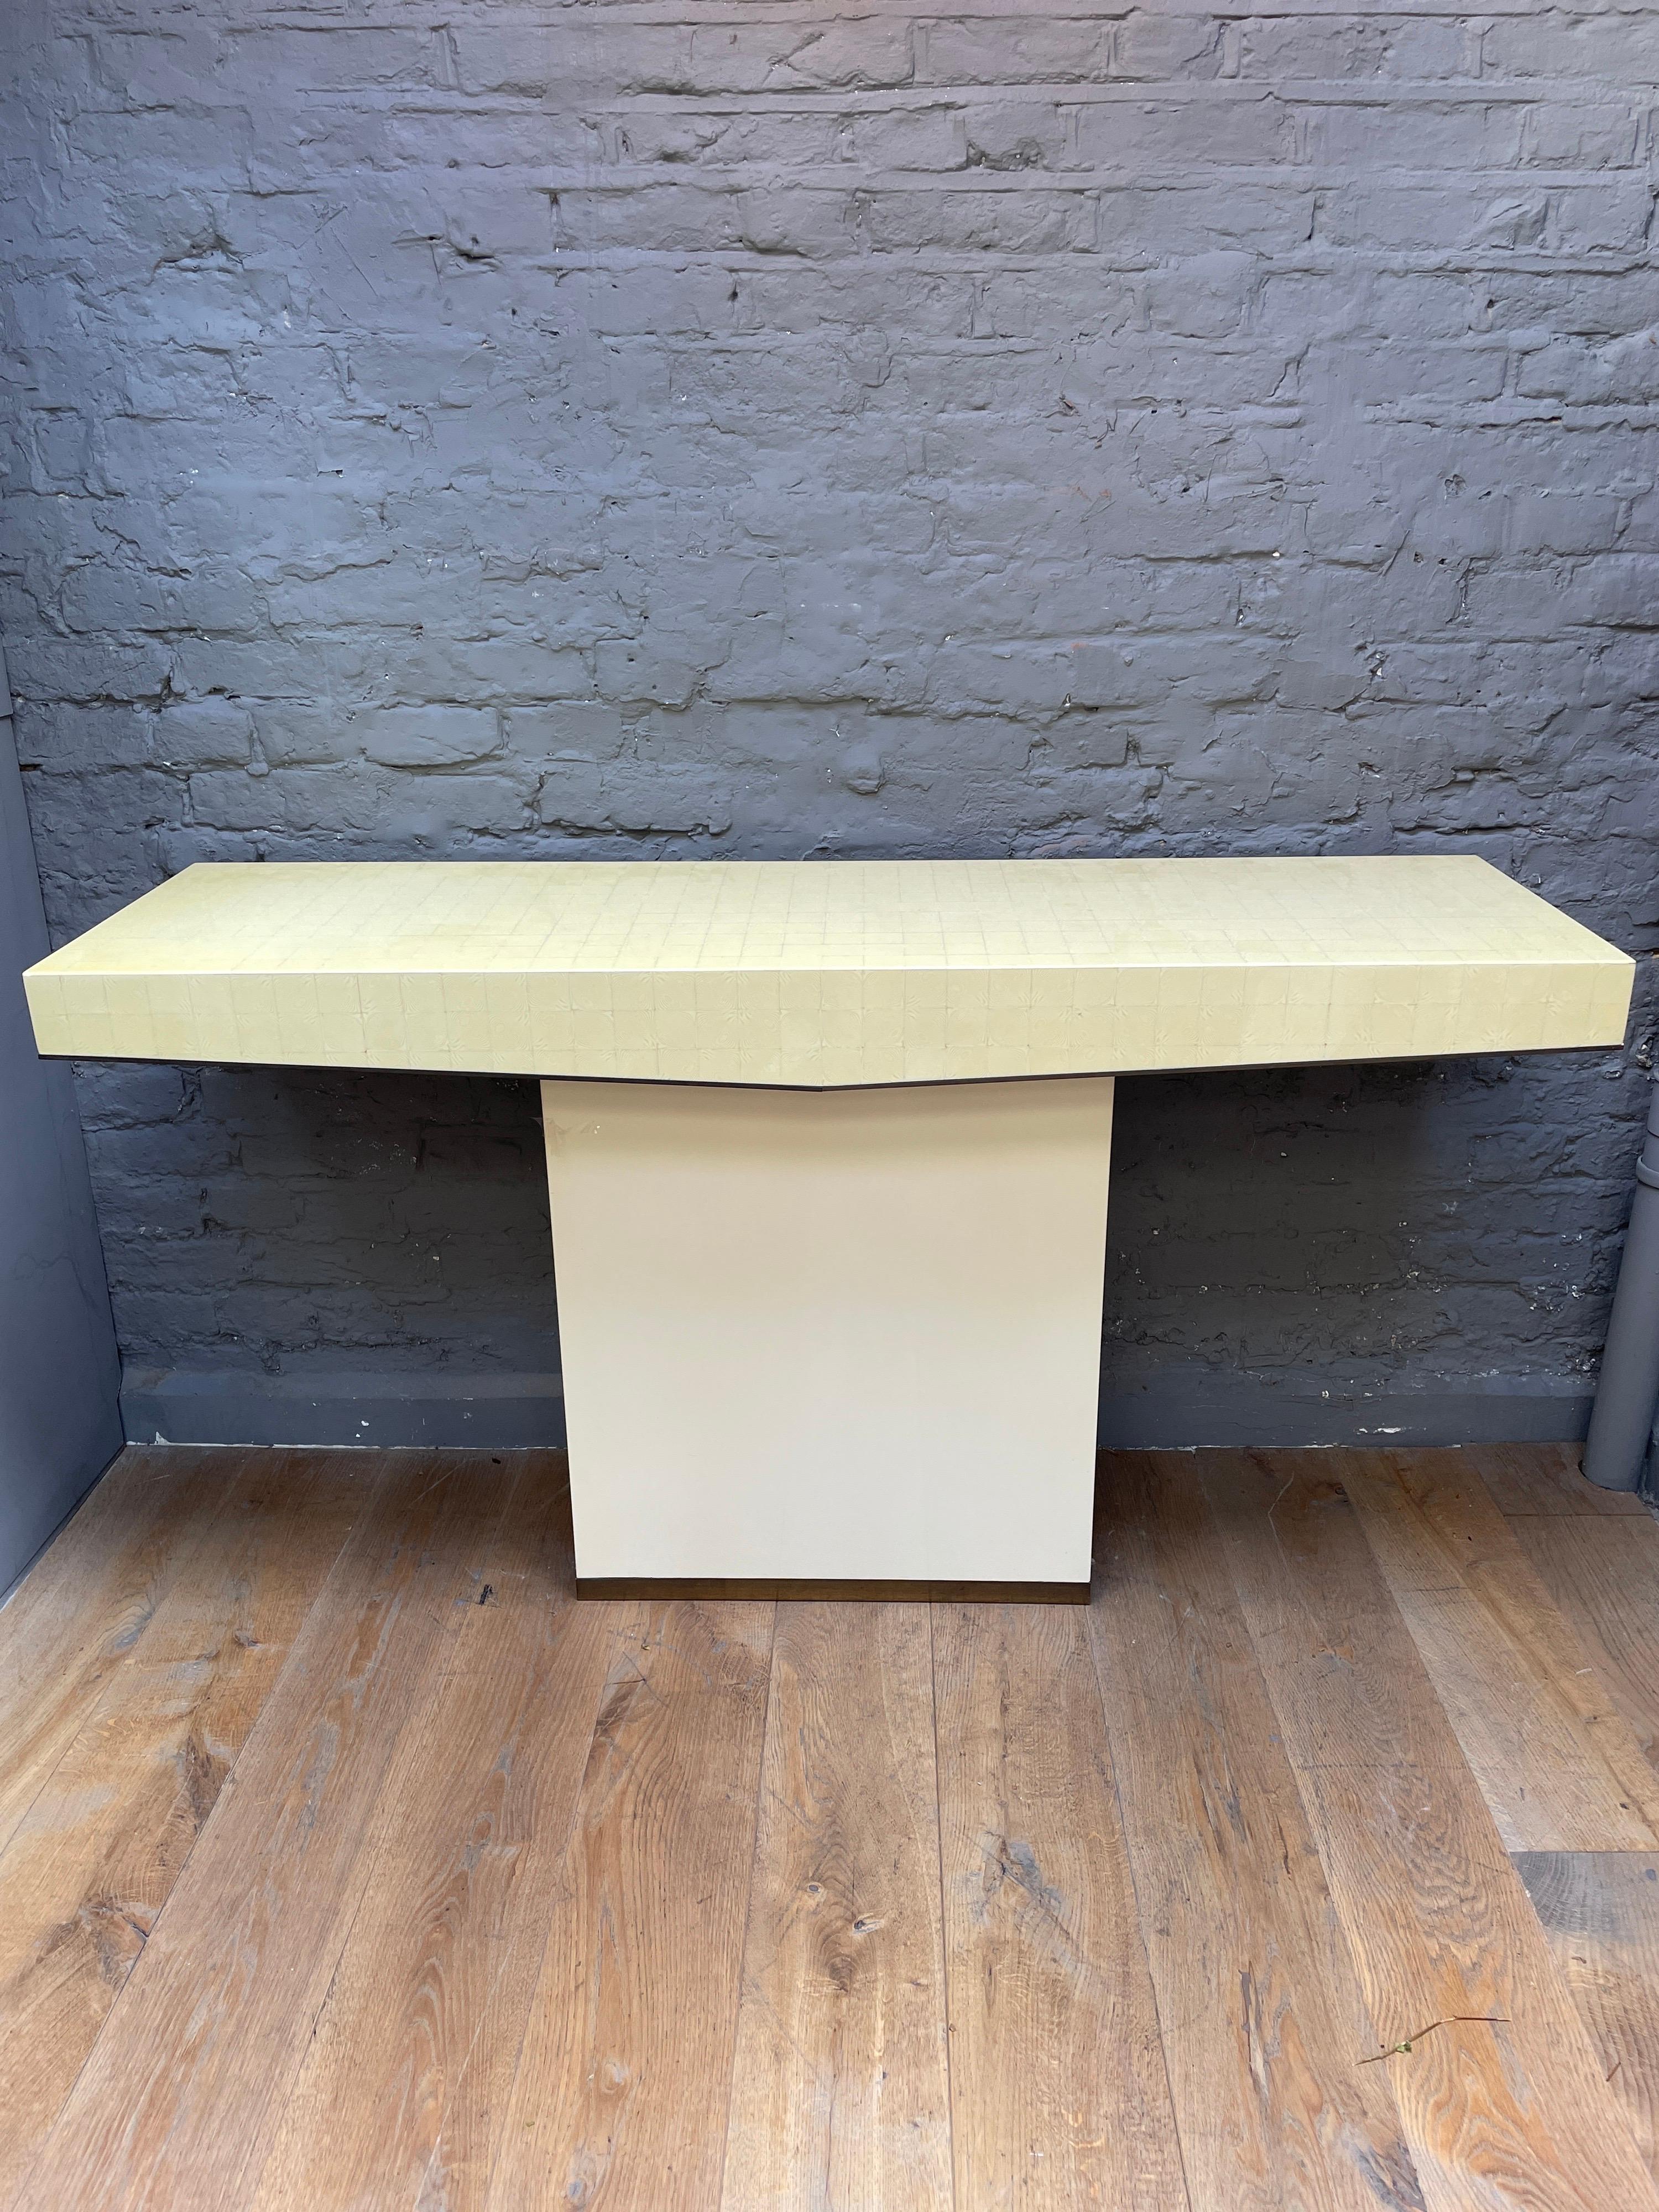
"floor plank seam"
0,1450,377,2212
415,1583,627,2210
711,1595,781,2212
925,1600,961,2212
1212,1448,1659,2209
1081,1584,1197,2212
12,1445,1659,2210
0,1451,236,1865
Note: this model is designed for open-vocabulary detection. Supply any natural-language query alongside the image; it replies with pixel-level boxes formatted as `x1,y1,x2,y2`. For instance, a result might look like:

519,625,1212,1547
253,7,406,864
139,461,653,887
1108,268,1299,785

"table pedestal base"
541,1075,1113,1587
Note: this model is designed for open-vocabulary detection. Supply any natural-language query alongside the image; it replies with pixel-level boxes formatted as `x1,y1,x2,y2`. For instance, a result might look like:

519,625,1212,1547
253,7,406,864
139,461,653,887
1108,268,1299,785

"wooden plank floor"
3,1444,1659,2210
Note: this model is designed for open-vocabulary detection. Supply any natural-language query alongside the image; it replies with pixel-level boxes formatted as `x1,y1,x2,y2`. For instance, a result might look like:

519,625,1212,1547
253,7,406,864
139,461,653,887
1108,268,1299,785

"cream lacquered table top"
23,855,1633,1088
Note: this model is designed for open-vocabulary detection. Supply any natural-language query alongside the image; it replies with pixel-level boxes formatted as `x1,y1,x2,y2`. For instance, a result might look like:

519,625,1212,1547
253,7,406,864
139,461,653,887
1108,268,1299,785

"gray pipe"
1584,1081,1659,1492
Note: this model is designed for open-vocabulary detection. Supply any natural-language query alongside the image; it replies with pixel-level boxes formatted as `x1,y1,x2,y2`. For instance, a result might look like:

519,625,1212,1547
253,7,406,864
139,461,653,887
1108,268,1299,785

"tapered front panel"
542,1076,1114,1584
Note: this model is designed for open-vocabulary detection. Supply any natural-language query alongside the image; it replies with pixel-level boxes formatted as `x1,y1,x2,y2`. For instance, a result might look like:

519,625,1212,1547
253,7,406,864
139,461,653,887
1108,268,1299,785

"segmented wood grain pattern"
0,1448,235,1858
484,1598,774,2212
15,1454,524,2212
1513,1850,1659,2183
1,1443,1655,2210
1205,1450,1659,2212
1466,1442,1646,1520
936,1597,1187,2212
0,1452,365,2211
1508,1515,1659,1783
246,1458,623,2212
1338,1449,1659,1850
1091,1454,1420,2212
722,1602,951,2211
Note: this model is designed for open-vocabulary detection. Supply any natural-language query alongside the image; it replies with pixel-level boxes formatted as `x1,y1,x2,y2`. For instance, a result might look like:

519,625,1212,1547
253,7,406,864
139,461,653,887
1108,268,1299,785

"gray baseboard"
1097,1371,1594,1451
122,1363,1594,1454
121,1368,566,1450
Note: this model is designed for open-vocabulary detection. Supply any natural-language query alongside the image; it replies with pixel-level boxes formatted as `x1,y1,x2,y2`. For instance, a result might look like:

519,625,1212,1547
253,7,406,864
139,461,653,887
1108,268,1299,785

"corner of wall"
0,637,124,1588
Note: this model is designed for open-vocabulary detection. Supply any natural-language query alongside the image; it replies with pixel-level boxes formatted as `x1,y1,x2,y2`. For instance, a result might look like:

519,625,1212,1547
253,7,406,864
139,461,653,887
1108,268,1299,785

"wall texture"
0,638,122,1582
1,0,1656,1445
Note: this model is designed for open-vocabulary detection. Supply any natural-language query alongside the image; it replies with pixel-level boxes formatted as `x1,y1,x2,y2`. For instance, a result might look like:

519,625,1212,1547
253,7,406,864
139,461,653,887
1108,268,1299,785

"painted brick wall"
2,0,1656,1440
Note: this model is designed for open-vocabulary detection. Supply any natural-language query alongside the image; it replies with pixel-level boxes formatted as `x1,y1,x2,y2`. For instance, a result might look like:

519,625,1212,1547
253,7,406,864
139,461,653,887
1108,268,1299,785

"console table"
24,856,1632,1593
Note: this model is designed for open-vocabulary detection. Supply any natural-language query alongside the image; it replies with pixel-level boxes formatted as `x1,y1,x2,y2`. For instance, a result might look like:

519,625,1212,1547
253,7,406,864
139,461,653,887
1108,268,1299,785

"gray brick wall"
2,0,1656,1440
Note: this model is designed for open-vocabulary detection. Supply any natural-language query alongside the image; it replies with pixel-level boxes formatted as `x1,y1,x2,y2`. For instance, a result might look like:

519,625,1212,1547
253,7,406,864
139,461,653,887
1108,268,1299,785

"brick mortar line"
70,83,1659,113
425,85,1655,107
25,248,1655,277
119,3,1659,24
522,166,1655,187
112,86,1651,117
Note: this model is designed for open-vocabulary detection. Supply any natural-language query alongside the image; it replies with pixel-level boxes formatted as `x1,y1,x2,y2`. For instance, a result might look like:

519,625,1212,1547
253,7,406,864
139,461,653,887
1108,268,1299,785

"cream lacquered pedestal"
24,856,1634,1594
543,1074,1114,1585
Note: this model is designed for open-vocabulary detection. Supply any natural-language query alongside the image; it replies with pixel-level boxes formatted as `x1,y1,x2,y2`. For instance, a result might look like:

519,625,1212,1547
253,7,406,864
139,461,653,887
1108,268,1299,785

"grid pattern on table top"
24,855,1634,1086
26,855,1630,973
